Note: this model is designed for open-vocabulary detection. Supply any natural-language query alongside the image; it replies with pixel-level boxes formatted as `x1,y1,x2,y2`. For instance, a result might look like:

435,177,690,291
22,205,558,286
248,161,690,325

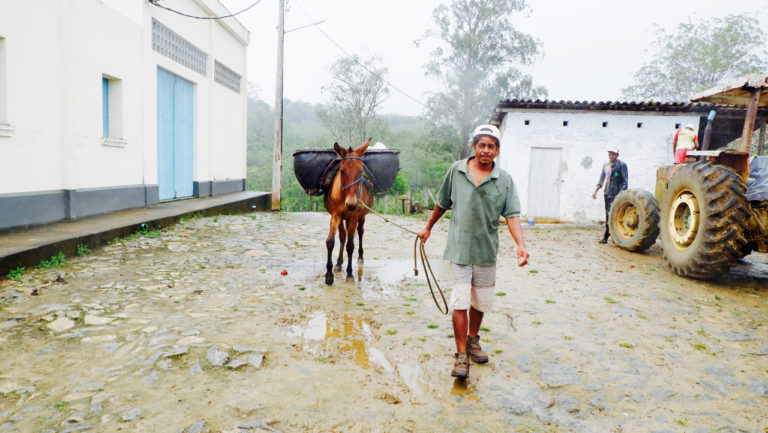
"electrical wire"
147,0,263,20
291,0,427,109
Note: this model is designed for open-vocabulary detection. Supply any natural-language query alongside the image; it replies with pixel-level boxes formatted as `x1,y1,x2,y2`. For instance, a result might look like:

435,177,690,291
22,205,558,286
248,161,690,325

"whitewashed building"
491,100,761,223
0,0,249,230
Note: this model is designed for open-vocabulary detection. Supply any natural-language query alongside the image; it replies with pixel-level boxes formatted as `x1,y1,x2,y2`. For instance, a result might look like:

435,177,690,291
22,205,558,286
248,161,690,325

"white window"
101,75,126,147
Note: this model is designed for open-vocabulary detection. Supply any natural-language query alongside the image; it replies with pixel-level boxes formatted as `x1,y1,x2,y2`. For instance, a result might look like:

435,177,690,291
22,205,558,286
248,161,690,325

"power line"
147,0,263,20
291,0,427,109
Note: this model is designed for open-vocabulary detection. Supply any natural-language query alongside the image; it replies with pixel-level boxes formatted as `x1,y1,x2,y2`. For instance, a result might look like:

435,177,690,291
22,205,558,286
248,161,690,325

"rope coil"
359,202,448,314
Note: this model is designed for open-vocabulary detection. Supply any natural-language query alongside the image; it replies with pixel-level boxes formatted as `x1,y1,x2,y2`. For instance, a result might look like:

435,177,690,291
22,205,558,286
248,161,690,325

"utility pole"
271,0,285,211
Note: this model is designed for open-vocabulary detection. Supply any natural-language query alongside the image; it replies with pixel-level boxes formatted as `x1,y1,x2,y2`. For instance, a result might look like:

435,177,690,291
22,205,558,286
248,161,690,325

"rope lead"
359,201,448,314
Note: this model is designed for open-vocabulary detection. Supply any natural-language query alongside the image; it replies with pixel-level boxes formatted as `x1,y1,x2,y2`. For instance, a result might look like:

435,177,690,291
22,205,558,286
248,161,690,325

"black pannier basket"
293,148,400,196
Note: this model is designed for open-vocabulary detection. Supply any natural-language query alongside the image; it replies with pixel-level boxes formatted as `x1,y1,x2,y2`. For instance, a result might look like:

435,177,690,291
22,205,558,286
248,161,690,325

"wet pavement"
0,211,766,432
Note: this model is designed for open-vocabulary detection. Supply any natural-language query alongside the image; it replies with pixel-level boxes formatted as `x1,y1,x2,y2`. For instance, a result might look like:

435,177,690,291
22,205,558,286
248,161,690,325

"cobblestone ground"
0,212,766,433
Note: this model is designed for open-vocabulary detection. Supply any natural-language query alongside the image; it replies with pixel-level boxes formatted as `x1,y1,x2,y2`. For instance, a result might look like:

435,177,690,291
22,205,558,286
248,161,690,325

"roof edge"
193,0,251,45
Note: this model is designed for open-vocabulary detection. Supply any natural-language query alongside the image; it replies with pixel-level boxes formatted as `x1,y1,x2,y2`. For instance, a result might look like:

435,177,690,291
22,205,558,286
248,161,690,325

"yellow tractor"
609,75,768,278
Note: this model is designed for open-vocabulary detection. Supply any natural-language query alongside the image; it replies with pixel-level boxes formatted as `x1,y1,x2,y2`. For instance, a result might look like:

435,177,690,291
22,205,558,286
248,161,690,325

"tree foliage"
420,0,547,158
621,14,768,102
316,55,391,147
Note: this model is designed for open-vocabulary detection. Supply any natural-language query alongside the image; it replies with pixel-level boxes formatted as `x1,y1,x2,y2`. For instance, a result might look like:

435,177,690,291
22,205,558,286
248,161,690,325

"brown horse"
324,140,373,285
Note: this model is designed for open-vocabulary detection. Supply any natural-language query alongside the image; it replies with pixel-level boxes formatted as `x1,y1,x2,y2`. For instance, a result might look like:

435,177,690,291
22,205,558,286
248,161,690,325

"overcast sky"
219,0,766,116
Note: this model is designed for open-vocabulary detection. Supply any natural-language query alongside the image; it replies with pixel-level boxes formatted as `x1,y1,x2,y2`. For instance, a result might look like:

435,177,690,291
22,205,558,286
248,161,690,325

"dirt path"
0,212,766,432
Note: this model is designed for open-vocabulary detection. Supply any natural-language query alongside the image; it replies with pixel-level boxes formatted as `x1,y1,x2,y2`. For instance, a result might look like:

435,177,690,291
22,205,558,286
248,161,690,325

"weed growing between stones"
76,244,92,256
6,267,24,281
37,252,65,269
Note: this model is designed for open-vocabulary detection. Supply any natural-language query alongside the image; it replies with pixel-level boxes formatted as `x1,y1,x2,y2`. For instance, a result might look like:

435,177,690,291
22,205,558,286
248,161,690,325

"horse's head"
334,139,370,211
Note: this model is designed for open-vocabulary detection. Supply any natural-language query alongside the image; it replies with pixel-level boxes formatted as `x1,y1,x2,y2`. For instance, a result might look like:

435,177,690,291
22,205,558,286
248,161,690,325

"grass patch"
564,336,574,340
495,291,506,296
356,302,365,306
479,326,490,332
693,343,708,351
603,297,618,304
619,343,634,349
402,303,411,307
406,311,415,315
495,349,503,354
528,269,538,274
298,287,306,291
532,320,542,326
427,324,438,329
37,252,66,269
76,243,92,257
6,267,24,281
126,227,161,240
386,329,397,335
545,299,555,304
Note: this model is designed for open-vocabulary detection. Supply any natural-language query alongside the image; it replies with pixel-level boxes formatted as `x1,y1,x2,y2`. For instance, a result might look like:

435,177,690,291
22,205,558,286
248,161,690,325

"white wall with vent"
497,110,701,223
0,0,248,193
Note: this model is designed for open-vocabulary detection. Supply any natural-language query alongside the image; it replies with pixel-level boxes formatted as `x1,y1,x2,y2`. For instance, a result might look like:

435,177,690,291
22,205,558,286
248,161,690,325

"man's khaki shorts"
449,263,496,312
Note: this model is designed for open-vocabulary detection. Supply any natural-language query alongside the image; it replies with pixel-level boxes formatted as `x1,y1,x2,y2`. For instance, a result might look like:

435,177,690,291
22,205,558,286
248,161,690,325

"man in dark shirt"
591,147,628,244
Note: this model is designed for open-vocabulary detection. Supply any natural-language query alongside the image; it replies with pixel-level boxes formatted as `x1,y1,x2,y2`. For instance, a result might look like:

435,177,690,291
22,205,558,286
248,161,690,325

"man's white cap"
685,123,695,130
607,147,619,154
472,124,501,143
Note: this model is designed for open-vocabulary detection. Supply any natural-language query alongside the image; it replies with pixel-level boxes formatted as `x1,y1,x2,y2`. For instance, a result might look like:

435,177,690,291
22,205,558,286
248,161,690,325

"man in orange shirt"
673,123,699,164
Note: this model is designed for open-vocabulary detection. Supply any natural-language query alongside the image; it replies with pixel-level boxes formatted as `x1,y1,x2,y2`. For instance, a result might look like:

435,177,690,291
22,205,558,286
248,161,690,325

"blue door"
157,68,194,201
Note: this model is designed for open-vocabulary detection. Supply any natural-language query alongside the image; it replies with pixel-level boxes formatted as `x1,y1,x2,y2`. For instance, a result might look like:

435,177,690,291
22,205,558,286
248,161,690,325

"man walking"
418,124,529,379
591,147,628,244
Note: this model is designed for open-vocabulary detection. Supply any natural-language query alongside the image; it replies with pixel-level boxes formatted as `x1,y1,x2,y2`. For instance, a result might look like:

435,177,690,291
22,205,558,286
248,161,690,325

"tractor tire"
660,161,750,279
608,189,660,252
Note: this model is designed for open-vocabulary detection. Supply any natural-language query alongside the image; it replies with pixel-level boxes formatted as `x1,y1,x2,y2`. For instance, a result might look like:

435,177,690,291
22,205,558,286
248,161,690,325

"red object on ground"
281,269,287,276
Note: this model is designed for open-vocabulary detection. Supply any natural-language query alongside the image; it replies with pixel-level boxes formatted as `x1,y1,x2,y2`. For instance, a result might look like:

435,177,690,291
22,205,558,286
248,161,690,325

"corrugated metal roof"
491,99,768,125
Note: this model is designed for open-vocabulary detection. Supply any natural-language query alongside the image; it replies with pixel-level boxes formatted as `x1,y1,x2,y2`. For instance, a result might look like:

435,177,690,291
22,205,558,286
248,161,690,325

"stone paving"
0,212,766,432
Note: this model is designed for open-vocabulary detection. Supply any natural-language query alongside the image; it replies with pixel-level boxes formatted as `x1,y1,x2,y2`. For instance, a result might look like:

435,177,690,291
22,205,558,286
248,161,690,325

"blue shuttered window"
102,77,109,137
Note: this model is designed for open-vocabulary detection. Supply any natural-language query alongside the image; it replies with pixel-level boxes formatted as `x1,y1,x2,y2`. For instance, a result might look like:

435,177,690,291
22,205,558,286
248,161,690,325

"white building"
0,0,249,230
492,100,760,223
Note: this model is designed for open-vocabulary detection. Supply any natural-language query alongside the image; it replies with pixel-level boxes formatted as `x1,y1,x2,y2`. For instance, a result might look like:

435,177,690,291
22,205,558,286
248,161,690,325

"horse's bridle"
339,156,369,199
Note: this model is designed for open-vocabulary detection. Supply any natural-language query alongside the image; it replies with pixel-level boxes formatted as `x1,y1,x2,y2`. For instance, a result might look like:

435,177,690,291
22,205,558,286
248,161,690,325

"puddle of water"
368,347,393,372
289,311,372,370
450,380,479,402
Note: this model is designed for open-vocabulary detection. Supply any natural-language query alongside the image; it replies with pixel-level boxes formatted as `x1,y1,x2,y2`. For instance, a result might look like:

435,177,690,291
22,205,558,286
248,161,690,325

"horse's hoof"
357,257,364,263
325,274,334,285
333,265,342,272
345,275,354,282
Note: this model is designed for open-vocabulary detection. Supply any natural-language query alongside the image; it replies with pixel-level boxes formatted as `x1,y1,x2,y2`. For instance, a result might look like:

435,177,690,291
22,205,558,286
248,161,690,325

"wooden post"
740,88,762,153
271,0,285,211
758,118,766,156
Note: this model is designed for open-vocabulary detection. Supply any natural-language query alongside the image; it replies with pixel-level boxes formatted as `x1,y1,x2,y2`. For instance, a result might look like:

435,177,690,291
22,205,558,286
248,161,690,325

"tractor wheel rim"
668,191,699,248
616,203,639,238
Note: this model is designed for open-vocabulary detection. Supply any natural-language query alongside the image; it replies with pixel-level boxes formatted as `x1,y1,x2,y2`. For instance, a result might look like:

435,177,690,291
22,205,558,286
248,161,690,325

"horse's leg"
357,214,365,263
325,214,340,285
345,216,358,280
335,218,346,272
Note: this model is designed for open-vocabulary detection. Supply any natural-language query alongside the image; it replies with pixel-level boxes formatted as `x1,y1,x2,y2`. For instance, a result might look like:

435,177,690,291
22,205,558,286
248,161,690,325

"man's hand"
516,244,529,267
591,192,597,200
418,228,430,244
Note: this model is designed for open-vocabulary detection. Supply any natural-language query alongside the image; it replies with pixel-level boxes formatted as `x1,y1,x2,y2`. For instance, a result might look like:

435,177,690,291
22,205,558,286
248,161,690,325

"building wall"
0,0,248,230
497,110,701,222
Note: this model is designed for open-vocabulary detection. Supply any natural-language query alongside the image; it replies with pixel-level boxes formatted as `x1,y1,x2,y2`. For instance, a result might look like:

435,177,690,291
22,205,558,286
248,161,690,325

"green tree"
316,55,391,147
419,0,546,159
621,14,768,102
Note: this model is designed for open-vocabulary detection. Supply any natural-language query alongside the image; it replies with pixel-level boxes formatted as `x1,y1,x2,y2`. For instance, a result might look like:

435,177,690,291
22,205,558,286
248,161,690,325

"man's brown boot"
466,335,489,364
451,353,469,378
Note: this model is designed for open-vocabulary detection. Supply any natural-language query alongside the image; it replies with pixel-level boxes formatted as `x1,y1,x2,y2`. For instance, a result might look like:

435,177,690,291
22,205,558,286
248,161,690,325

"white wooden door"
527,147,562,218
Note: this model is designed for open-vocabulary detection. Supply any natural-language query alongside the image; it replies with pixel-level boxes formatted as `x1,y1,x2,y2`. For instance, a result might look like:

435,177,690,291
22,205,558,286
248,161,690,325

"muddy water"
0,212,766,432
